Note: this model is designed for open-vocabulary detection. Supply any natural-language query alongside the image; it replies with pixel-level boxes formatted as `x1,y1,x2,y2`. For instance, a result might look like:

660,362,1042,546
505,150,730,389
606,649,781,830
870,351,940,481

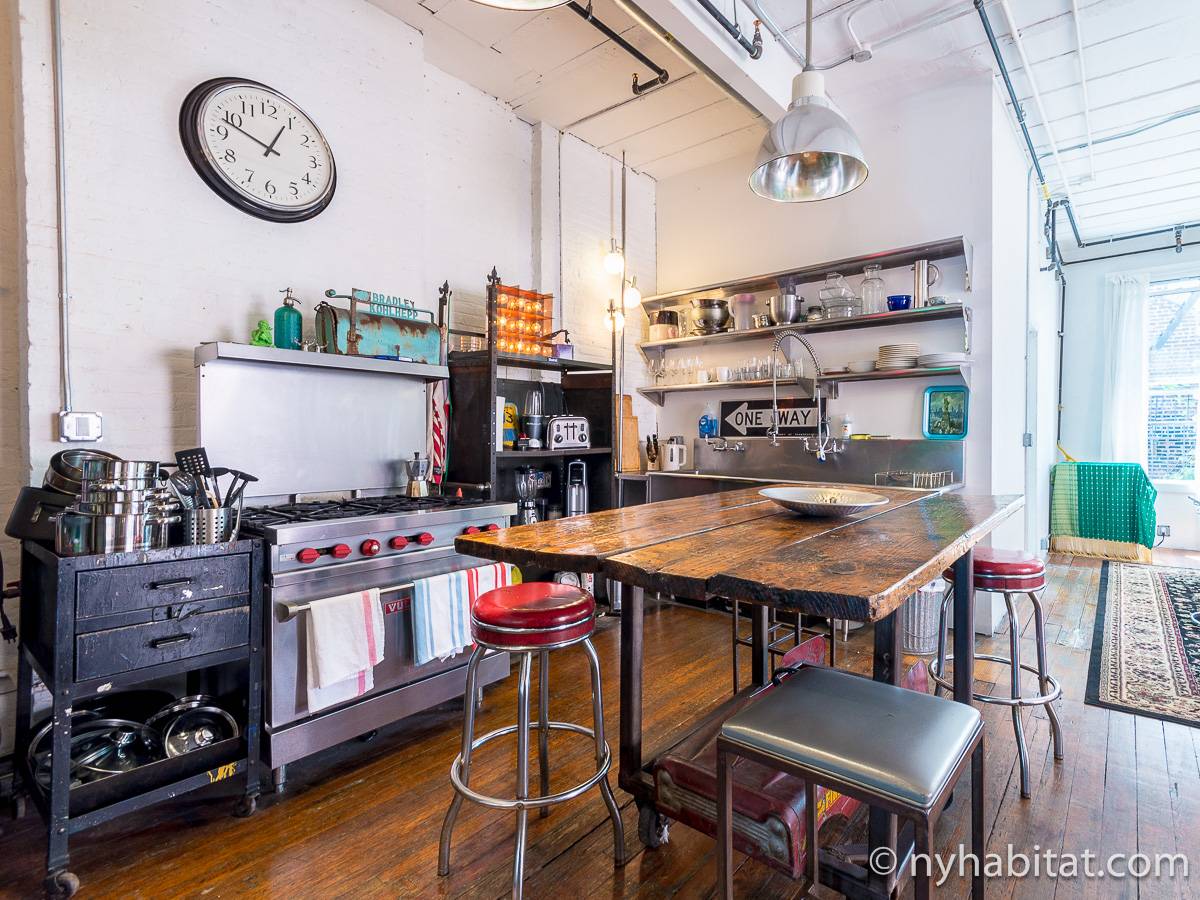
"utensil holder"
183,505,242,545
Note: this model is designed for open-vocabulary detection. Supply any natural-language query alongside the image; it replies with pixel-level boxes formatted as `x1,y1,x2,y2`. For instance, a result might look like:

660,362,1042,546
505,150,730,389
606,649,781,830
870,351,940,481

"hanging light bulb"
749,0,868,202
622,275,642,309
603,238,625,276
605,299,625,332
468,0,570,9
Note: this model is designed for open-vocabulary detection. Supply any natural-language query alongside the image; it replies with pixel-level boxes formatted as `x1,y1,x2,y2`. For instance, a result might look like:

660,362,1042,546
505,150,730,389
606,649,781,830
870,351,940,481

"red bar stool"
438,582,625,898
930,548,1064,798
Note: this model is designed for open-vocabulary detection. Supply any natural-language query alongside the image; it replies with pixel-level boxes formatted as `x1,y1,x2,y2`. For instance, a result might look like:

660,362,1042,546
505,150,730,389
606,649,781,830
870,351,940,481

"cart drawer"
75,556,251,620
75,605,250,681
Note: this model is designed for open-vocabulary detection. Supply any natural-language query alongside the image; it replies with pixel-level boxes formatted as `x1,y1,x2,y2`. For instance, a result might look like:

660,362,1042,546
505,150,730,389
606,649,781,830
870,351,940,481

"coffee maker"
565,460,588,517
405,452,431,497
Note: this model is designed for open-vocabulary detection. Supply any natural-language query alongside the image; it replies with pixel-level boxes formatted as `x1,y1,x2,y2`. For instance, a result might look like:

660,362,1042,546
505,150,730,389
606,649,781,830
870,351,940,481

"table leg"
751,603,770,687
868,612,902,893
619,585,645,794
951,549,975,704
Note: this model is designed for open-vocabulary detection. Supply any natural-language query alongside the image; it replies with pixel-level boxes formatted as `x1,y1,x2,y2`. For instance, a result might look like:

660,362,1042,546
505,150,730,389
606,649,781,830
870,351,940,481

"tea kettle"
405,452,432,498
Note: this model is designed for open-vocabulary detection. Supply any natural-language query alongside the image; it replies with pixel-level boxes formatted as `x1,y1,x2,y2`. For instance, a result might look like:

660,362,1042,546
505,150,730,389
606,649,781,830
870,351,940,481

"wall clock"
179,77,336,223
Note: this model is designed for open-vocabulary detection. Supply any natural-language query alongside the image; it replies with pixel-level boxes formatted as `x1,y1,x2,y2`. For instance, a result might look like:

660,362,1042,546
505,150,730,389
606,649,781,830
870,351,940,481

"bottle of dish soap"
274,287,303,351
699,404,719,439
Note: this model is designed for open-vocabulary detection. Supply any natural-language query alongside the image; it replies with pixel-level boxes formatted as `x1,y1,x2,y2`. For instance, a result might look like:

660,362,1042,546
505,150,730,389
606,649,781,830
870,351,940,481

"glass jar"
860,264,886,315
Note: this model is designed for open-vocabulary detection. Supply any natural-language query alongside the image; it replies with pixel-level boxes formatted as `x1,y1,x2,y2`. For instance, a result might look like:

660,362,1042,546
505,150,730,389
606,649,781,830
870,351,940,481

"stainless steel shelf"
194,341,450,380
635,366,968,406
639,236,972,313
637,306,967,357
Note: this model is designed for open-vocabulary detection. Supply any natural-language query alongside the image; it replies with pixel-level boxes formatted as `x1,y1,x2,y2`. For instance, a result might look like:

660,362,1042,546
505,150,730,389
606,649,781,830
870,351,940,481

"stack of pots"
51,456,180,556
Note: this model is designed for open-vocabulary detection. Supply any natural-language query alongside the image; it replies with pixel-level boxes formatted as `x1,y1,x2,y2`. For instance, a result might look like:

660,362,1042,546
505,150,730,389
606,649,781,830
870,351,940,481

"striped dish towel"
305,588,385,714
413,563,514,665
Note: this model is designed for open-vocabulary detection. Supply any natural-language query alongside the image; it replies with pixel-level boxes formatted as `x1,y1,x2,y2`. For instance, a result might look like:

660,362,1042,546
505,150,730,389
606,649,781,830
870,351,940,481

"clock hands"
222,113,281,158
262,125,286,158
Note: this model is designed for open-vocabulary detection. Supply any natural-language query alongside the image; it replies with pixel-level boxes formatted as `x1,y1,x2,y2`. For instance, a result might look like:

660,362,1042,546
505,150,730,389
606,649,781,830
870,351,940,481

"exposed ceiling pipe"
742,0,807,65
994,0,1082,235
748,0,876,70
608,0,766,121
563,73,697,131
567,2,670,96
692,0,762,58
1067,0,1095,180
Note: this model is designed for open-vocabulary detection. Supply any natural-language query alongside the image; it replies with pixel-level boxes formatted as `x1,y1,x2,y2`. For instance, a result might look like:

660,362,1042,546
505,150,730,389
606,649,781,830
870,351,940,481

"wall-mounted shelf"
637,305,968,359
496,447,613,460
639,236,973,313
449,350,611,373
195,341,449,380
636,365,968,406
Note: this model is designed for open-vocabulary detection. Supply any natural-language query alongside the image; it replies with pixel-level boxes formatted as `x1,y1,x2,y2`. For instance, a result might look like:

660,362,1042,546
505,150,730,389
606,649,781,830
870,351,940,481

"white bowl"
759,487,890,517
847,360,876,373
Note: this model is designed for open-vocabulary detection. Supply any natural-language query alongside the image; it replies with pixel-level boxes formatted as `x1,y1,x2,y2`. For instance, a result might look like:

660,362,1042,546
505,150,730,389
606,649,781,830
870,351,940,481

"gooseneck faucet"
767,329,843,460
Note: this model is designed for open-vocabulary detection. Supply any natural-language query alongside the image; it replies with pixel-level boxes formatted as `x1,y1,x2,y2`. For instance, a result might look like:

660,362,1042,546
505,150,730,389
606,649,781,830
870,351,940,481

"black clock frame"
179,77,337,223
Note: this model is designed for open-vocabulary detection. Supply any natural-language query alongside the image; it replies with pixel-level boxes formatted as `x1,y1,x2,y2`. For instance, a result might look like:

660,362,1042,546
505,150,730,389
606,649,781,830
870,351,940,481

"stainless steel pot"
78,484,173,503
690,298,730,332
43,448,121,495
79,458,168,482
649,310,680,327
55,510,180,556
768,294,802,325
74,499,180,516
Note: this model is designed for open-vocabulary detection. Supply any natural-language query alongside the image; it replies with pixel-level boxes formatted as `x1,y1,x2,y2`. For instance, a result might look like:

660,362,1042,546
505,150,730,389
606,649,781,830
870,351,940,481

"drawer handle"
150,578,194,590
150,634,193,649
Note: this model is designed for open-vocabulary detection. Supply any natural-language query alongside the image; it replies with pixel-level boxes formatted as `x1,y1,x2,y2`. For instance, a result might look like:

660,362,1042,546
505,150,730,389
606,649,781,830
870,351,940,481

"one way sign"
720,398,823,438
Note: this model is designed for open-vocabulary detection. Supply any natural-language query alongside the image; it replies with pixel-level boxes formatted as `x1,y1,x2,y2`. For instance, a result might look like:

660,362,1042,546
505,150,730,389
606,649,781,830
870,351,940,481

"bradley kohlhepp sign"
720,398,823,438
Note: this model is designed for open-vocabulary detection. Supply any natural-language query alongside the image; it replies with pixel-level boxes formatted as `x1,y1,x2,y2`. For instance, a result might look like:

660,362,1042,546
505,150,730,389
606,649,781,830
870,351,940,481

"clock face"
180,78,336,222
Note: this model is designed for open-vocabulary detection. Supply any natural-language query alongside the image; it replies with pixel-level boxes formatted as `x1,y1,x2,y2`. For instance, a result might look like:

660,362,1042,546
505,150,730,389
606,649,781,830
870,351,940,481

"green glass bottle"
274,287,303,351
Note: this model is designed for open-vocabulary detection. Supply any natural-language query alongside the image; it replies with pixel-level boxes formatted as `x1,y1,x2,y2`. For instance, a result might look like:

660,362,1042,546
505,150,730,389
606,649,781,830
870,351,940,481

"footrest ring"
931,653,1062,707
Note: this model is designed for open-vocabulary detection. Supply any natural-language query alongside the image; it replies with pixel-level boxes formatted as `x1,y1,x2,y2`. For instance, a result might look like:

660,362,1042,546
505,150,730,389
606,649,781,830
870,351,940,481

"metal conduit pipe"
609,0,765,121
567,2,670,95
692,0,762,58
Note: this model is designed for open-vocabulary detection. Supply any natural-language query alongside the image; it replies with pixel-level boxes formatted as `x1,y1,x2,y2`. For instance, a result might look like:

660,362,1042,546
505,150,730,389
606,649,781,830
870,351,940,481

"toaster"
547,416,590,449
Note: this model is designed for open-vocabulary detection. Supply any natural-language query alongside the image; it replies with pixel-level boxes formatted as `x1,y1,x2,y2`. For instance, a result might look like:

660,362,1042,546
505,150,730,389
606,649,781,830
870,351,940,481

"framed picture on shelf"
922,385,969,440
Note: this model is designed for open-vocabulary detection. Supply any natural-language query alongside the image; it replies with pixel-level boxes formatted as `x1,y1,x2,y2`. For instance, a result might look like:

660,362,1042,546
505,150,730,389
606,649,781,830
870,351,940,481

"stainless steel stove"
241,494,517,788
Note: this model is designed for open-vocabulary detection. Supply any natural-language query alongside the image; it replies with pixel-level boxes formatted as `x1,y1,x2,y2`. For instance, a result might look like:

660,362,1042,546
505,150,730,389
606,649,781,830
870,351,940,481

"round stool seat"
472,582,596,649
942,547,1045,591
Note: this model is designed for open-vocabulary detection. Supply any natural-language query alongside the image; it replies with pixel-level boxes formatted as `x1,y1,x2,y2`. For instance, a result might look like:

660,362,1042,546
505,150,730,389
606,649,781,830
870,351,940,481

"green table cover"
1050,462,1157,549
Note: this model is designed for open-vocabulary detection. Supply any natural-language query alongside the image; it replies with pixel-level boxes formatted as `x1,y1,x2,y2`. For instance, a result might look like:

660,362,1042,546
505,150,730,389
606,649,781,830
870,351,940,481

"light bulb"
603,239,624,276
606,306,625,332
623,275,642,309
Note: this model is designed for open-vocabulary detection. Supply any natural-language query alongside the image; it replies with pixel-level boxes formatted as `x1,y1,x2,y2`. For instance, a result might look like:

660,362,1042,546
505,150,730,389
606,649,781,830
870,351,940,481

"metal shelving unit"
195,341,449,380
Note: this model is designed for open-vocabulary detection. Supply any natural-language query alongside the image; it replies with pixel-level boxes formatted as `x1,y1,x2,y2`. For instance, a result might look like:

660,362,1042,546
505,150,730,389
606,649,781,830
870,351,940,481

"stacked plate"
876,343,920,370
917,351,969,368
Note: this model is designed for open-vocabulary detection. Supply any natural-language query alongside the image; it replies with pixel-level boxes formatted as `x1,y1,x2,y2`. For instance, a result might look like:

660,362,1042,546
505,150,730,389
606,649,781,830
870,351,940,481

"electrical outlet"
1157,524,1172,539
58,410,103,443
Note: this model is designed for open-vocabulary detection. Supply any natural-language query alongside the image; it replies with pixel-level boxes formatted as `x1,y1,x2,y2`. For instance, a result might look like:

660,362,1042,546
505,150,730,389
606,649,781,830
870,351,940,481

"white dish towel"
305,588,385,714
412,564,514,665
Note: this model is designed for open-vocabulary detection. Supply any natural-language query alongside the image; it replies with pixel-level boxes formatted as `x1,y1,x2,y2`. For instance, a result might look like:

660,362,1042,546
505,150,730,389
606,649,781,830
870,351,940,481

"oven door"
266,556,486,731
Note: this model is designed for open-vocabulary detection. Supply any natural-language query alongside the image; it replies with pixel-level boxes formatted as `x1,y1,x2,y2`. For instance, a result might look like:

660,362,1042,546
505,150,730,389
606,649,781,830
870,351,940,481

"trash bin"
901,578,945,655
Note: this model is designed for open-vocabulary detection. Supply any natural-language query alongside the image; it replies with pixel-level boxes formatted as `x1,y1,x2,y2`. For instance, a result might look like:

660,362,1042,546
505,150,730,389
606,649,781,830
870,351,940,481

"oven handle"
277,582,415,622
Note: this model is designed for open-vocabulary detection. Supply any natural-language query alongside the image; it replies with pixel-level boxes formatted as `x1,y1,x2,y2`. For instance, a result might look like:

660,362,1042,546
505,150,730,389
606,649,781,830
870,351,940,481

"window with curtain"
1145,275,1200,480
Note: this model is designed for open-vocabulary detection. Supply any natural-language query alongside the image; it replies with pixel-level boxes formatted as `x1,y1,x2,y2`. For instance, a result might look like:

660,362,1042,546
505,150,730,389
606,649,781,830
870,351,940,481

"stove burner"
239,494,485,533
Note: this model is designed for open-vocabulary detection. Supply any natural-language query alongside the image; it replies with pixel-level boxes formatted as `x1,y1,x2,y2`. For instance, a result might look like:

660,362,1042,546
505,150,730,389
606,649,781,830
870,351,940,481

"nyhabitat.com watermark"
868,843,1190,885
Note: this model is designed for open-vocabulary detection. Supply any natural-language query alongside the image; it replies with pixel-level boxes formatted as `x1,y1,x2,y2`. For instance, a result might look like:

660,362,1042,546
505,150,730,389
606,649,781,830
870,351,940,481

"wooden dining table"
457,484,1022,898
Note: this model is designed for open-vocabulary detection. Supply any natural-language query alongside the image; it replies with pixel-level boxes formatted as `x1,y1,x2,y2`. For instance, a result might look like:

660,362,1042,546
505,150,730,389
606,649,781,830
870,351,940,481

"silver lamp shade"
750,72,868,202
468,0,570,8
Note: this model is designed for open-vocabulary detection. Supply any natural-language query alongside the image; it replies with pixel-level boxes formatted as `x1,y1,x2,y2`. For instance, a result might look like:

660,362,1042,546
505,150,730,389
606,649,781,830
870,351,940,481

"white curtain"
1097,272,1149,464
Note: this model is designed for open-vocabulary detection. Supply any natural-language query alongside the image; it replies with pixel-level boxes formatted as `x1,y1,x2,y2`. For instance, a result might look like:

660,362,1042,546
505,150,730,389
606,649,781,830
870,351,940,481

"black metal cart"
14,539,264,898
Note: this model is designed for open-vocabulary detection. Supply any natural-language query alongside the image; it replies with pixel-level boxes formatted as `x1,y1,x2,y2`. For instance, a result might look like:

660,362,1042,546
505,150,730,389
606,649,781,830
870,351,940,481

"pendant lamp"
749,0,868,202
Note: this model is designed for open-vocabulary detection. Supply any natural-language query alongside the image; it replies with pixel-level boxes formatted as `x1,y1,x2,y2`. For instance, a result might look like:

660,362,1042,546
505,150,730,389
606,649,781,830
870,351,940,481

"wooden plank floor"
1,553,1197,898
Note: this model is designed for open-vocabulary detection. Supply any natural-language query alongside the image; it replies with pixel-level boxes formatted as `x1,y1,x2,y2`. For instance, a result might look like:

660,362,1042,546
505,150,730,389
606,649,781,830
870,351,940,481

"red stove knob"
331,543,352,559
389,535,409,550
361,539,381,556
416,531,435,546
297,547,320,564
462,526,481,535
485,523,500,532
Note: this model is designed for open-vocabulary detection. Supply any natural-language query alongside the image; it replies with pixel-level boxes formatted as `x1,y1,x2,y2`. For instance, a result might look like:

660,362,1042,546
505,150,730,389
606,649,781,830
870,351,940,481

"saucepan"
55,510,180,556
79,458,169,482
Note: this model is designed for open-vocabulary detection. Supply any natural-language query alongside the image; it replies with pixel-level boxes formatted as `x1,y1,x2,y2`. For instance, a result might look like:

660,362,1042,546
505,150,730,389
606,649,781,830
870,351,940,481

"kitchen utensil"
565,460,588,517
822,295,862,319
751,313,772,329
917,352,968,368
73,498,179,516
521,415,547,449
55,510,179,556
174,447,218,507
168,472,199,509
4,487,73,542
860,264,886,314
79,458,167,482
515,468,540,525
818,273,855,303
731,293,758,330
648,324,679,342
404,452,432,498
159,705,240,757
182,506,240,545
767,294,802,325
547,416,589,449
524,385,544,418
911,259,941,309
222,470,259,508
759,486,889,517
43,448,122,496
689,298,730,333
847,360,876,373
72,720,164,779
663,442,688,471
649,310,680,327
886,295,912,311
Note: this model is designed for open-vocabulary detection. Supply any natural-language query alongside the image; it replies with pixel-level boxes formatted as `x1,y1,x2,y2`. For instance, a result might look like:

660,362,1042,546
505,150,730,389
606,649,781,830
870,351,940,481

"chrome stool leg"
513,652,533,899
1003,592,1031,798
933,584,953,698
538,650,551,818
1029,590,1064,760
582,637,626,866
439,645,486,876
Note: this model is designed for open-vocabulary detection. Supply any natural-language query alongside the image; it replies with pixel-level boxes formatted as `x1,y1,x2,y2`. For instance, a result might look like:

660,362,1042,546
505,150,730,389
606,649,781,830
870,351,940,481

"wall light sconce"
622,275,642,309
605,298,625,332
603,238,625,276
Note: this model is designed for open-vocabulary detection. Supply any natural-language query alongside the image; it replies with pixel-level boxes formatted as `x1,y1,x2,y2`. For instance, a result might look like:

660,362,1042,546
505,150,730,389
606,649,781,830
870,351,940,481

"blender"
515,467,539,525
405,452,432,498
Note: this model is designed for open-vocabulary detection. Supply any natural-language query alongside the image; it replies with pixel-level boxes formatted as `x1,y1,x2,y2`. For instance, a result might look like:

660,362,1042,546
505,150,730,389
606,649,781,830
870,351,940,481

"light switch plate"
58,410,103,443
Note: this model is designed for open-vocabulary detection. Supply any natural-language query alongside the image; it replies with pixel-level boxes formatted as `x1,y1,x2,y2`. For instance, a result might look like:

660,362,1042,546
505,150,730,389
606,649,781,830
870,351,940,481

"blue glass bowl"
886,295,912,311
